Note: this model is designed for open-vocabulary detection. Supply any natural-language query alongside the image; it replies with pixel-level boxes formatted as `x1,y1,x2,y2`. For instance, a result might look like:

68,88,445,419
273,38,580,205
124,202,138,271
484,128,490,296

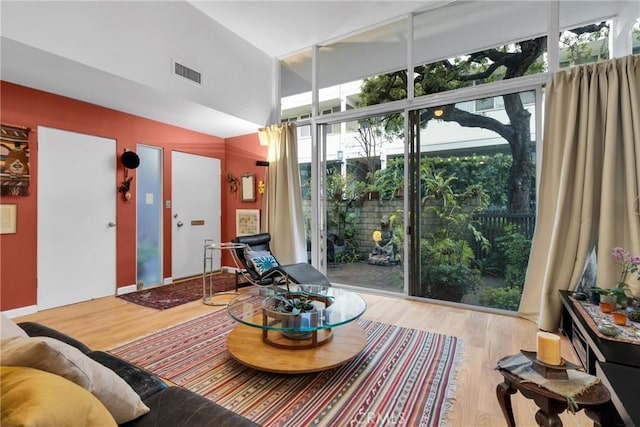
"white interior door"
171,151,220,280
37,127,116,310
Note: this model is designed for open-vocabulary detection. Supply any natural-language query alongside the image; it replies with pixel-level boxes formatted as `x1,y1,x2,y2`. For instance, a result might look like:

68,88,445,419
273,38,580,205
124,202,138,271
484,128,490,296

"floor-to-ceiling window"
278,1,639,312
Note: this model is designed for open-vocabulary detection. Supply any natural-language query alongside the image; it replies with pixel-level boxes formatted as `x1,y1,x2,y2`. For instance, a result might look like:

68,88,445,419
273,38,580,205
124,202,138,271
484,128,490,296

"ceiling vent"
173,61,201,85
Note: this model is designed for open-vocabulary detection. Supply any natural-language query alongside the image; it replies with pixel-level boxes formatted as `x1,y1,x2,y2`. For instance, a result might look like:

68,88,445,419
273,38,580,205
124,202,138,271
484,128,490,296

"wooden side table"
496,356,612,427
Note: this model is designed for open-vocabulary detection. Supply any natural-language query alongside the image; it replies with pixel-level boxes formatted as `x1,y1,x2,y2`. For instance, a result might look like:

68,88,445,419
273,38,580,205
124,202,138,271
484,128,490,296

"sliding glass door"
317,113,405,293
408,90,538,311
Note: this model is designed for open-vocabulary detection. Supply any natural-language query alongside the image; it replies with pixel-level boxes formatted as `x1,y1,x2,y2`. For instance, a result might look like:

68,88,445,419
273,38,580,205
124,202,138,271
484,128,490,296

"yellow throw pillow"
1,366,117,426
0,336,150,424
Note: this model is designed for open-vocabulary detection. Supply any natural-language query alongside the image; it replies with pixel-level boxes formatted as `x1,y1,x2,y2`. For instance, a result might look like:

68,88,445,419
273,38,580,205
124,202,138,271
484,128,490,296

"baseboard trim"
222,265,240,273
117,284,138,295
2,305,38,318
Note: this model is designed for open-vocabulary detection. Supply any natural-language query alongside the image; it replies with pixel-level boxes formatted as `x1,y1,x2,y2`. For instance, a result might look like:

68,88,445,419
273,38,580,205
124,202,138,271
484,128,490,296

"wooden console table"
559,291,640,426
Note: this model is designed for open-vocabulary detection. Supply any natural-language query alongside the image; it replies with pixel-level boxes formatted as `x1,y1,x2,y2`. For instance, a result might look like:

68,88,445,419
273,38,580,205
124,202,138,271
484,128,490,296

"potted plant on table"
591,247,640,312
262,281,331,339
269,289,315,315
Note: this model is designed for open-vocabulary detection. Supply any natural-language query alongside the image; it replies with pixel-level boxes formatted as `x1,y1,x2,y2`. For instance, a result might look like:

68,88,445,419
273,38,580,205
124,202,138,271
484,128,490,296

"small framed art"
236,209,260,236
241,173,256,202
0,204,17,234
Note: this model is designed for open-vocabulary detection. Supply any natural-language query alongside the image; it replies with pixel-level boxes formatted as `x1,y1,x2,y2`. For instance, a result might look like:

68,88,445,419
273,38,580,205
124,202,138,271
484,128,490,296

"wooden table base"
496,362,612,427
227,322,367,374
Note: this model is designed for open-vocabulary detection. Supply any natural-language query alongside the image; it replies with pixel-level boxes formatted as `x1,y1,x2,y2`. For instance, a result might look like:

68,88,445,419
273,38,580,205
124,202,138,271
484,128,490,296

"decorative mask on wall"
226,173,239,195
0,124,31,196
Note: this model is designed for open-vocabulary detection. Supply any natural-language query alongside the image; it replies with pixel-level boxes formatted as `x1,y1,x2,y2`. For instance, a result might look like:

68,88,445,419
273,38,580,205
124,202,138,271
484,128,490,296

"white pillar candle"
536,331,561,366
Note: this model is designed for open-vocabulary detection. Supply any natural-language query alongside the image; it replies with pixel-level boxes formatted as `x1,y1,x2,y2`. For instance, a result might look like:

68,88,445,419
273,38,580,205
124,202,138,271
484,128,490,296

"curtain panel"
519,55,640,331
259,123,307,264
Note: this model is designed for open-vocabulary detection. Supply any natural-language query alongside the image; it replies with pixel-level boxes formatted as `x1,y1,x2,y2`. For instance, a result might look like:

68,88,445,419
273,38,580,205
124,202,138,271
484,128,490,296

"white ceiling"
1,1,435,138
2,1,634,138
189,1,437,58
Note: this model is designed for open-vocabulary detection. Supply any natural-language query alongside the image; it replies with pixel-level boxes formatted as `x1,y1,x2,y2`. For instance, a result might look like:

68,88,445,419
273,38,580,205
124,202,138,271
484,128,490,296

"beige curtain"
519,55,640,331
258,123,307,264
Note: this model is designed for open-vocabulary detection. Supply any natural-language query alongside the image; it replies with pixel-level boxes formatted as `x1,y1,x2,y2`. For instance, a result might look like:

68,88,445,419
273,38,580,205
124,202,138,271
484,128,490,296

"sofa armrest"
88,351,168,401
122,386,259,427
17,322,92,354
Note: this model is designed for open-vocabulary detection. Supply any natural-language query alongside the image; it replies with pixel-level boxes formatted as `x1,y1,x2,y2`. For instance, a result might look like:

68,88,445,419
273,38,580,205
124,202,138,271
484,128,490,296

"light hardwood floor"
14,289,593,427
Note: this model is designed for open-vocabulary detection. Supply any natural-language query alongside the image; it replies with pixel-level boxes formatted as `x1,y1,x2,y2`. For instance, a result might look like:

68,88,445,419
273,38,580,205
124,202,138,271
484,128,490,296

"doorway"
37,127,116,309
171,151,221,280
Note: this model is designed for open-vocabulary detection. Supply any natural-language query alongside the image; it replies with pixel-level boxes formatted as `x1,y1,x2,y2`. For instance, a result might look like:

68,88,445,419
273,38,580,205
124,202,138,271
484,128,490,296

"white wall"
1,1,273,133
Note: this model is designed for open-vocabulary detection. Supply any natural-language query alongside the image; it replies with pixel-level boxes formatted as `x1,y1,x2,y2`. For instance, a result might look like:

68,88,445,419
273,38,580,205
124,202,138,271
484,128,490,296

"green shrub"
478,286,522,311
495,225,532,288
473,257,503,277
423,263,483,302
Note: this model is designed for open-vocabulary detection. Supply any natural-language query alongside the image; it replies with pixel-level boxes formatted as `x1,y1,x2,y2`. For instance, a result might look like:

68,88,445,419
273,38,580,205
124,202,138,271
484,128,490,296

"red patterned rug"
117,273,237,310
110,310,463,426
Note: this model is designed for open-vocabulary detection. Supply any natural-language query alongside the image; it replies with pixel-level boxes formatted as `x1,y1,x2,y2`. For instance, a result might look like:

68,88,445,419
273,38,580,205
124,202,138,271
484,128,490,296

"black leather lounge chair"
231,233,331,289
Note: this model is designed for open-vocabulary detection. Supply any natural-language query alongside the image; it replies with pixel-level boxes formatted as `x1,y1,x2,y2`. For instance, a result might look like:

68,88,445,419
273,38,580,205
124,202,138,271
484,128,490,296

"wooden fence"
472,211,535,257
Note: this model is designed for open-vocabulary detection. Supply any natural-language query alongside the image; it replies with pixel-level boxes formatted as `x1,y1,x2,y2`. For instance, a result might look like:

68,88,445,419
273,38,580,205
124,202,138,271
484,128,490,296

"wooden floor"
14,289,593,427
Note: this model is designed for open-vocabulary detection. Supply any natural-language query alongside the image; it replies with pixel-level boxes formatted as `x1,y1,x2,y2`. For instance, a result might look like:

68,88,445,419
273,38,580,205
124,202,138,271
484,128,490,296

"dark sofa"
17,322,258,427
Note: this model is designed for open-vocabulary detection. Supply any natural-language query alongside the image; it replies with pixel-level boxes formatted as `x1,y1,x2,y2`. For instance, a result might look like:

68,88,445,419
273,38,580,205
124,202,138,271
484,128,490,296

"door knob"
108,222,116,227
177,221,184,227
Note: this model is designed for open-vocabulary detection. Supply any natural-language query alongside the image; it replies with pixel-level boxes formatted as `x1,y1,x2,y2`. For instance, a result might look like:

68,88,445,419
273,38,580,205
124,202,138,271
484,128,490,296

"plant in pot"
270,288,315,315
591,286,627,313
262,282,331,340
592,246,640,312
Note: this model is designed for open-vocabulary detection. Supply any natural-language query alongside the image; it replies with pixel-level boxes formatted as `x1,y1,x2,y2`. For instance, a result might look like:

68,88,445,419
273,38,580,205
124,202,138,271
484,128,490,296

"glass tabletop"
227,284,367,332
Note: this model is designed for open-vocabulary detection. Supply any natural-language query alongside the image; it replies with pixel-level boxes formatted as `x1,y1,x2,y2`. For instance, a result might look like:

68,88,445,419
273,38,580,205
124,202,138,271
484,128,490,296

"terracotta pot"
599,294,617,313
611,311,628,326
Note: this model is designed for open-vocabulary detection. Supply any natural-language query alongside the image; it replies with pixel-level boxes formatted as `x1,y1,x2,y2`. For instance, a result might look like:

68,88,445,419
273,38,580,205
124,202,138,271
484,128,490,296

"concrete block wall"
303,195,482,260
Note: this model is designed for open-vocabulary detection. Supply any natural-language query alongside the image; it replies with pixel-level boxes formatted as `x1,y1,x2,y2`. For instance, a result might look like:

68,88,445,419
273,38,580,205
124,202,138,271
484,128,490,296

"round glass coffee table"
227,285,367,373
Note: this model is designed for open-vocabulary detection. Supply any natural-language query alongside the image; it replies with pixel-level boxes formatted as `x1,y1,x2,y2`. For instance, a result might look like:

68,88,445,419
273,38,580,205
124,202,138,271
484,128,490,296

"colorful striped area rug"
110,309,463,426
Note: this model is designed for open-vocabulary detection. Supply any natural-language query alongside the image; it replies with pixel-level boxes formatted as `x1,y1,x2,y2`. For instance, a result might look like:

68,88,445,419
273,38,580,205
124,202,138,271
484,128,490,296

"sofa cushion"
122,386,259,427
18,321,92,353
1,314,28,339
0,335,149,424
88,350,167,400
1,366,117,426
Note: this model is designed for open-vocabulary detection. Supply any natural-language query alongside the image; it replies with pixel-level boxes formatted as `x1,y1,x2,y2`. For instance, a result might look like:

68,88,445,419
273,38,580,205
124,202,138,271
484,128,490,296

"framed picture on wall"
236,209,260,236
241,173,255,202
0,204,17,234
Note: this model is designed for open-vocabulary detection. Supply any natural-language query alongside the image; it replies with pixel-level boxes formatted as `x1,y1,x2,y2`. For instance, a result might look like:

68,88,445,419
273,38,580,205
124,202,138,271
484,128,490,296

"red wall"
222,136,267,266
0,81,266,311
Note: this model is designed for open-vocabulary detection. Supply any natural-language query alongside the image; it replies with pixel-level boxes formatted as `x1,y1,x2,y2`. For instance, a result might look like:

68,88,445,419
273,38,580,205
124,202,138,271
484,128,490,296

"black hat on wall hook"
121,150,140,169
118,149,140,200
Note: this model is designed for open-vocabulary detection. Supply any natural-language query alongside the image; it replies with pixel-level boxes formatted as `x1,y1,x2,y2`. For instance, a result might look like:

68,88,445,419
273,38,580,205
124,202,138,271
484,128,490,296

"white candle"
536,331,561,366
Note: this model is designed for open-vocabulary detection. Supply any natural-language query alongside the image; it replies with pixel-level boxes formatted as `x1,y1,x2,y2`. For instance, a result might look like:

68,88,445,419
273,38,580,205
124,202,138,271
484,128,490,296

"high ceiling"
189,1,437,58
1,1,435,138
2,1,635,138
